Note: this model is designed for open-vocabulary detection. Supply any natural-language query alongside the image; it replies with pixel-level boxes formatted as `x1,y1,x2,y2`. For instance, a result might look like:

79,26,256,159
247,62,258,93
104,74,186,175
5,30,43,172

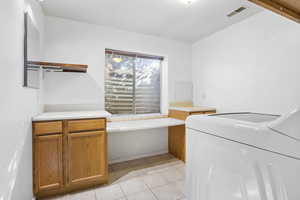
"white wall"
26,0,45,94
0,0,44,199
43,16,192,110
108,129,168,164
192,11,300,115
42,16,192,162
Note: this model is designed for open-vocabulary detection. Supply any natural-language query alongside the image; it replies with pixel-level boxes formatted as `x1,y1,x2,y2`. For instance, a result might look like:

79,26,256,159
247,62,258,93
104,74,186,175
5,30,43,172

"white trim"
161,57,169,115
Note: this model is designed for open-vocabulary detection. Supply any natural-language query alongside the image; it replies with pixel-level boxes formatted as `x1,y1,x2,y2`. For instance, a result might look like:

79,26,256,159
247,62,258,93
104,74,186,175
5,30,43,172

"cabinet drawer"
190,111,216,115
34,121,63,135
204,111,216,114
190,111,206,115
68,119,105,132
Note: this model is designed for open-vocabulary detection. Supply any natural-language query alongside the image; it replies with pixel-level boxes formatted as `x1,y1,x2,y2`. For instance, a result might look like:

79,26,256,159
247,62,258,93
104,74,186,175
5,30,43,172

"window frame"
105,49,164,115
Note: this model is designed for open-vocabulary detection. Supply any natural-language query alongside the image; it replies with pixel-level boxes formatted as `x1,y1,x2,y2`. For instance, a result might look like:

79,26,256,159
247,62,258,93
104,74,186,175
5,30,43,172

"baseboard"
108,150,168,164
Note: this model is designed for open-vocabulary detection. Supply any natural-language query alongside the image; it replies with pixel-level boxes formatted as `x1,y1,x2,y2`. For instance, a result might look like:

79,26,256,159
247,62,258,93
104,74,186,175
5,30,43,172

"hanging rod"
27,61,88,73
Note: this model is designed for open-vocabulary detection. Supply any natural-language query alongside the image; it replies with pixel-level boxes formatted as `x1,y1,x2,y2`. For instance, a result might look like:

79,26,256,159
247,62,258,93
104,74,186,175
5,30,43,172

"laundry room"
1,0,300,199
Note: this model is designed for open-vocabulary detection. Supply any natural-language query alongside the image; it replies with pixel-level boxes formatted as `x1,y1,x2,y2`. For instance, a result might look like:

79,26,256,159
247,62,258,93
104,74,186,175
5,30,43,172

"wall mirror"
24,12,41,89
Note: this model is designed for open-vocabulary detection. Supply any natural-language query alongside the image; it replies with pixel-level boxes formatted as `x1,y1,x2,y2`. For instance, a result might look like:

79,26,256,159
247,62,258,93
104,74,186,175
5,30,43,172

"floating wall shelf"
28,61,88,73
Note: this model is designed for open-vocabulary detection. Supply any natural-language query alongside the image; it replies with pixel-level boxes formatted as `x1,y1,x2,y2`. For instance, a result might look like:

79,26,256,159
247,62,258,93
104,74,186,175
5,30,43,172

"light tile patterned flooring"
47,154,186,200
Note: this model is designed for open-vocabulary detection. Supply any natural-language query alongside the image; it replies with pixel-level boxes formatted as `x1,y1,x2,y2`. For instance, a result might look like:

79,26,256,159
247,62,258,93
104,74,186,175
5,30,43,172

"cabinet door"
67,131,107,187
34,134,63,194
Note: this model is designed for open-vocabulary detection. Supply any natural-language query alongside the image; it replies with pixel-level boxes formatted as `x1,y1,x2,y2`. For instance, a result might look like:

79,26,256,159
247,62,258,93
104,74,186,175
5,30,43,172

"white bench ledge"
108,113,165,122
107,118,185,133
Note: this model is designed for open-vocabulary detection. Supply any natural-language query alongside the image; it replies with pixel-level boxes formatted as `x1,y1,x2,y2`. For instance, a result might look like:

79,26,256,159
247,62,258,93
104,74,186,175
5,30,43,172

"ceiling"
41,0,263,43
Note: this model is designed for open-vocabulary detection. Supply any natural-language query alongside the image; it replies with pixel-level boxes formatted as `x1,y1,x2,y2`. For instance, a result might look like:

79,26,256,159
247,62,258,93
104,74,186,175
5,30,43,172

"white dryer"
186,110,300,200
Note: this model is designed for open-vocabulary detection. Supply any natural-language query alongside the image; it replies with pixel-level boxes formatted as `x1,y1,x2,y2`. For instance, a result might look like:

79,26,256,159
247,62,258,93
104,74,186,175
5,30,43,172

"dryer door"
186,128,300,200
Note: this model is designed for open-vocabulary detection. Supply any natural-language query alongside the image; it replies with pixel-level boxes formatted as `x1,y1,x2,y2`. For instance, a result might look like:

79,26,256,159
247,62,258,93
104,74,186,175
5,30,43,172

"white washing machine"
186,110,300,200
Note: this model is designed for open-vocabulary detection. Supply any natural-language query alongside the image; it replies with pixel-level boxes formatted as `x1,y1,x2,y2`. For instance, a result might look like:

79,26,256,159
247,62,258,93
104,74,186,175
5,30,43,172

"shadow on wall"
10,126,33,200
43,72,104,112
108,128,168,164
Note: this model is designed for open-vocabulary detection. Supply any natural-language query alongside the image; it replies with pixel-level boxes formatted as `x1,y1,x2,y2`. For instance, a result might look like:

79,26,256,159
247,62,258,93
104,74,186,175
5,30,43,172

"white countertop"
107,118,185,133
169,106,216,112
32,110,111,121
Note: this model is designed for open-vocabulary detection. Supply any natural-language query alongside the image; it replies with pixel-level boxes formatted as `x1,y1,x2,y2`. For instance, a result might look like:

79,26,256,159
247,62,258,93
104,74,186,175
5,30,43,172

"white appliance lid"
212,112,279,123
186,110,300,159
268,108,300,141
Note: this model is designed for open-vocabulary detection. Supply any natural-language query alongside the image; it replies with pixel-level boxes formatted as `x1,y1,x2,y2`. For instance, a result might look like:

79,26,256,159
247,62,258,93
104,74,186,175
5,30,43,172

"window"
105,49,163,115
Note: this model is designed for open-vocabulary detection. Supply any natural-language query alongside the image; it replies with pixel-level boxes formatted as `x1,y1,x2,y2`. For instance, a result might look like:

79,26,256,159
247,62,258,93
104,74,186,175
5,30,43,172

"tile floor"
47,154,186,200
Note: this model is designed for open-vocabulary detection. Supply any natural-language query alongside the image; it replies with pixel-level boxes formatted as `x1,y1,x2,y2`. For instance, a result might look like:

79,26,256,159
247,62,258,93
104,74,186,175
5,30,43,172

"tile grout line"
138,170,174,200
145,173,185,200
154,169,185,199
121,176,154,199
118,183,128,200
143,178,160,200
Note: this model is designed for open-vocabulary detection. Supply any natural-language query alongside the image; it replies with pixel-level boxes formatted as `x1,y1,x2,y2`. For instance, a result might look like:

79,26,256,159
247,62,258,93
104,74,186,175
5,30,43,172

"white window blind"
105,49,163,115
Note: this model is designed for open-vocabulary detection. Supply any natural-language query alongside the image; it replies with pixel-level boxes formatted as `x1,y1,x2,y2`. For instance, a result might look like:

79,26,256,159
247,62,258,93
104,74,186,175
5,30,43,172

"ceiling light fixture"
182,0,196,5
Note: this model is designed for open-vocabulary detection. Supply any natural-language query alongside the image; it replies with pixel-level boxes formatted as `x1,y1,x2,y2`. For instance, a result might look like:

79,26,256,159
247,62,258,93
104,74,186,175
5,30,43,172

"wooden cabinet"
33,118,108,198
34,134,63,193
67,131,107,188
169,109,216,121
168,125,186,161
248,0,300,24
168,108,216,162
